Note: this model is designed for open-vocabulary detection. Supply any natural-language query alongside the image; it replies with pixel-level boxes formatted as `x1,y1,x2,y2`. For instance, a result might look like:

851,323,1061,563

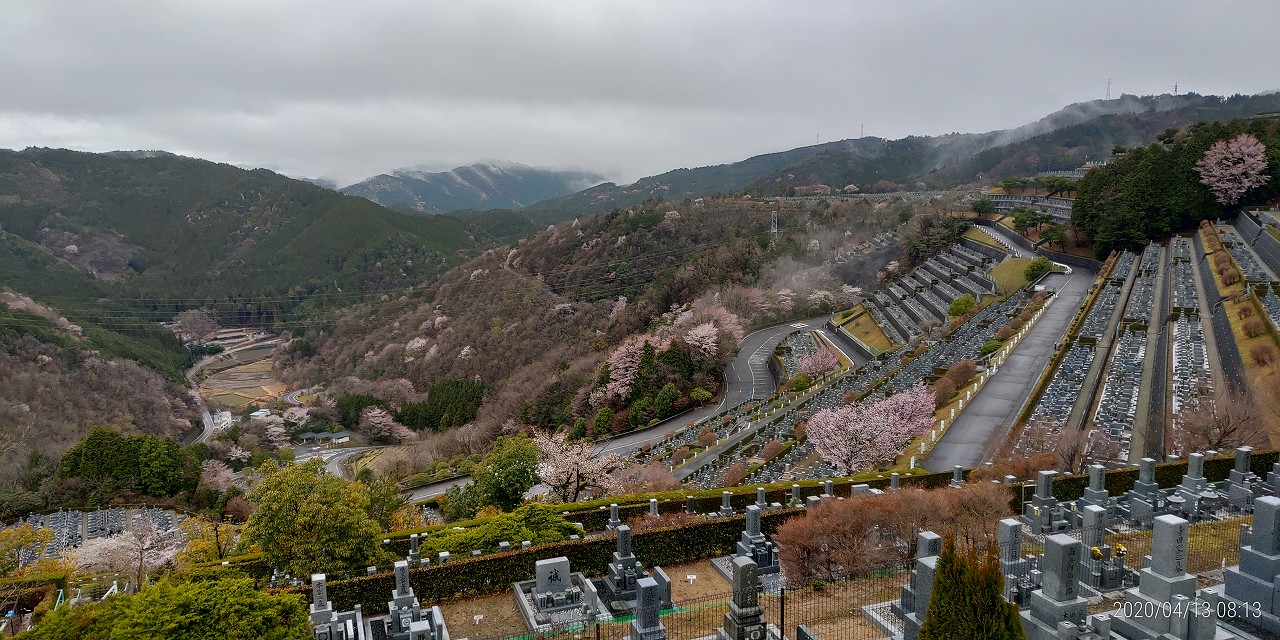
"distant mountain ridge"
523,93,1280,217
341,161,606,213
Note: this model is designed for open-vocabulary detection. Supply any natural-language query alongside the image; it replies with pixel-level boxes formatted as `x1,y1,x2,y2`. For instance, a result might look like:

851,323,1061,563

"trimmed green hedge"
279,509,800,610
384,470,961,555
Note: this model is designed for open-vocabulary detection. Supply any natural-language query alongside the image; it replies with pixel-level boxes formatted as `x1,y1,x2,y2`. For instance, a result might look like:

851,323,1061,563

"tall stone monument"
1019,534,1088,640
716,557,765,640
309,573,364,640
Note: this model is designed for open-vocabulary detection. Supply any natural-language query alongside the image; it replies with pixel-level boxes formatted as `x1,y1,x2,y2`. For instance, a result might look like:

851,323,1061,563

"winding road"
400,314,856,501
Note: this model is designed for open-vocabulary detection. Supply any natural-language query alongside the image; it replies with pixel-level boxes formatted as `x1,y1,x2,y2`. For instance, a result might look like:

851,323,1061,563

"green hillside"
0,148,489,376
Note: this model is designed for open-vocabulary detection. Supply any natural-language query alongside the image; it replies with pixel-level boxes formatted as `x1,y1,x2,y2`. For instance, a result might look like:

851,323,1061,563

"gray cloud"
3,0,1277,186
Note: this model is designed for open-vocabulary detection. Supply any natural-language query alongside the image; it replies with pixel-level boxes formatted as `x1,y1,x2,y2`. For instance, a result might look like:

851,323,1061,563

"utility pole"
1106,78,1111,100
771,210,779,248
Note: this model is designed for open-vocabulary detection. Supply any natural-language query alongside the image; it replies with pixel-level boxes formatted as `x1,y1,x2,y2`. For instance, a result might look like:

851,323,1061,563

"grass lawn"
988,257,1033,293
961,227,1003,249
841,306,895,352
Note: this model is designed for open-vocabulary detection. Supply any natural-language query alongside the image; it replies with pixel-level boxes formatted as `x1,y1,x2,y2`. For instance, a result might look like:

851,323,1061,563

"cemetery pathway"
923,269,1094,472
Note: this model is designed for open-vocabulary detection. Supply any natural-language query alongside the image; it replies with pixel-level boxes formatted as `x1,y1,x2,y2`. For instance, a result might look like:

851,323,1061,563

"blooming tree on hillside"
358,407,415,444
75,518,181,592
798,347,840,377
1196,133,1272,206
533,430,622,503
684,322,719,357
806,383,935,474
199,459,235,493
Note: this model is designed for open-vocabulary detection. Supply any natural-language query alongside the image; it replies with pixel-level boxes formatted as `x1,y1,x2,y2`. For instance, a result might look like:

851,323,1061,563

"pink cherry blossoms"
797,347,840,377
1196,133,1272,206
533,430,622,503
358,406,415,444
805,383,935,474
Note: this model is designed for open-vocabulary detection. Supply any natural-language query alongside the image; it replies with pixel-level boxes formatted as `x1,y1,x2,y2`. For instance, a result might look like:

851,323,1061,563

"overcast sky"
3,1,1278,187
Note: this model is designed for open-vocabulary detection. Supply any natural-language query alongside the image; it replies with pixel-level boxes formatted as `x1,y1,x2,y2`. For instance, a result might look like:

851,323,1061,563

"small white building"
213,411,234,429
249,408,271,420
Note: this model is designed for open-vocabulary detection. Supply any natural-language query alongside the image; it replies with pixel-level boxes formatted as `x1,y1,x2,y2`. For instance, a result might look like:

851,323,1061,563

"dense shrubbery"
56,427,200,504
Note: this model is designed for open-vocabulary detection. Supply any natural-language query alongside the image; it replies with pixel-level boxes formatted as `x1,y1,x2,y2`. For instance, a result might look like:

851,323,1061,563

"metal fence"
462,515,1248,640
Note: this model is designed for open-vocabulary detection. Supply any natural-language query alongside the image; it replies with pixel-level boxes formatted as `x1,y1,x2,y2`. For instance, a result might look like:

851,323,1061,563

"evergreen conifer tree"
919,535,1026,640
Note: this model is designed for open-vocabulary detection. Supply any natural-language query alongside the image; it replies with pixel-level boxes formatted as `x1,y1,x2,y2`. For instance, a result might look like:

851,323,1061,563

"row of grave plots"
864,241,1002,346
4,506,183,568
1019,240,1218,468
676,292,1034,490
300,450,1278,640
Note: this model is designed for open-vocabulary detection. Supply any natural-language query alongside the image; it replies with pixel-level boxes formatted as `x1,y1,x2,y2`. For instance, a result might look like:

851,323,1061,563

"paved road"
924,269,1095,472
402,314,857,500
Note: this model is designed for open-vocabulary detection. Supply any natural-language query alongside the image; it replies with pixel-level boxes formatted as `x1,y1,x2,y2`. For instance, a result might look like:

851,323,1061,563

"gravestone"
649,498,659,517
607,503,622,530
604,525,646,603
1080,504,1128,592
898,531,942,640
950,465,963,488
686,496,695,514
1109,515,1205,639
536,557,572,595
1024,470,1070,533
734,505,779,574
849,483,872,496
408,533,421,566
1127,458,1162,526
823,480,834,497
720,491,734,516
626,577,667,640
499,541,511,553
1227,446,1257,511
381,560,449,640
1215,495,1280,635
998,518,1033,604
755,487,767,510
310,572,365,640
1078,464,1114,523
790,484,802,506
1019,535,1088,640
652,566,672,610
890,472,901,490
715,557,765,640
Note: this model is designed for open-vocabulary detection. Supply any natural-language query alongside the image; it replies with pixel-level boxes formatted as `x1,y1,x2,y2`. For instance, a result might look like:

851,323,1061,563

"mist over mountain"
524,93,1280,219
341,161,606,214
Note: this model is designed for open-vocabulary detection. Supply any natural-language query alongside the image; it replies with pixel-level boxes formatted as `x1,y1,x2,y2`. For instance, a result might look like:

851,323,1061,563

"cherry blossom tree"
358,407,415,444
282,406,310,427
199,459,235,493
684,322,719,357
806,383,936,474
1196,133,1272,206
776,289,796,313
605,335,648,401
75,518,181,591
533,430,623,503
798,347,840,377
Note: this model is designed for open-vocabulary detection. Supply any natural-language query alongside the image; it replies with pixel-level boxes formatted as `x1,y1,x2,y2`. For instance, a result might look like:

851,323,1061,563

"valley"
4,94,1280,640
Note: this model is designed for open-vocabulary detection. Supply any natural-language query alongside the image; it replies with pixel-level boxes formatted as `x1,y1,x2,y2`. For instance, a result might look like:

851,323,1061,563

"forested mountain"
342,162,605,214
0,148,499,376
522,93,1280,220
